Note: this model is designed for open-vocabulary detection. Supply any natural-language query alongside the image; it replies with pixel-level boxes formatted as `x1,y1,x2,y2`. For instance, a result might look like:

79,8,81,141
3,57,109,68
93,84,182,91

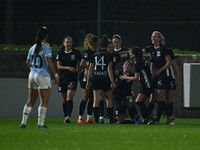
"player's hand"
120,75,127,80
86,83,89,89
110,82,116,89
68,67,77,73
55,77,59,84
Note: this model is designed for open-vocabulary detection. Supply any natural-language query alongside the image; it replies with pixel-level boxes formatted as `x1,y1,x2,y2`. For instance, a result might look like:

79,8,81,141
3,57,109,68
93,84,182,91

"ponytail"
34,26,48,54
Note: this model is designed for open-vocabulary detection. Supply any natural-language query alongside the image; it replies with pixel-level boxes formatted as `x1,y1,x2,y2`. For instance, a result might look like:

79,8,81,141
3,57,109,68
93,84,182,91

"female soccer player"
77,33,99,124
86,35,116,124
120,47,154,124
144,31,175,124
20,26,59,128
114,60,139,124
56,36,82,123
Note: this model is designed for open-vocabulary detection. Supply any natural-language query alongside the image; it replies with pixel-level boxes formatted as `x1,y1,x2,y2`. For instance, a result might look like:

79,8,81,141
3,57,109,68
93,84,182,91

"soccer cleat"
77,119,84,124
20,124,26,128
37,124,49,129
86,119,94,124
64,117,70,123
135,115,141,124
166,115,175,125
99,118,104,124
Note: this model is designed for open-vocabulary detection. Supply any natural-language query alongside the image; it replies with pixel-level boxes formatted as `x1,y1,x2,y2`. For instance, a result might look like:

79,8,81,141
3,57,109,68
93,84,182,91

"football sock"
79,100,87,116
107,107,113,120
87,98,93,115
156,101,169,121
128,106,137,120
99,100,104,117
87,115,92,120
38,106,47,126
136,101,150,119
67,100,73,117
21,105,32,125
148,102,155,115
62,102,68,118
167,103,173,116
93,107,99,123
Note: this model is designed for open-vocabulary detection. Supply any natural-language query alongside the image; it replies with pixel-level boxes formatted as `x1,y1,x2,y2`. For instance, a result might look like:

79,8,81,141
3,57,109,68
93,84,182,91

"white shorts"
28,72,51,89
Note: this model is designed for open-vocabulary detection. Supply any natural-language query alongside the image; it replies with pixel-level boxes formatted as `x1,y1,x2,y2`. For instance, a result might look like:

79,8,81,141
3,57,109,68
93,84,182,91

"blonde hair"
153,31,166,45
84,33,98,50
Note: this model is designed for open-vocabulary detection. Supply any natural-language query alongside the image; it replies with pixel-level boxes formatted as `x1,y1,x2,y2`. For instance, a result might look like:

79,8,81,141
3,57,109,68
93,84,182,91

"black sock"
107,107,113,120
148,103,155,115
160,101,170,117
67,100,73,117
99,100,104,117
128,106,137,120
79,100,87,116
167,103,173,116
136,101,150,119
62,102,68,118
93,107,99,123
156,102,163,122
87,99,93,115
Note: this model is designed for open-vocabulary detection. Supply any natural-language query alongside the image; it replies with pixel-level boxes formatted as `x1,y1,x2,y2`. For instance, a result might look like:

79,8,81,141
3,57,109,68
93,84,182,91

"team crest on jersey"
84,53,88,58
71,55,75,60
157,51,161,57
113,57,116,62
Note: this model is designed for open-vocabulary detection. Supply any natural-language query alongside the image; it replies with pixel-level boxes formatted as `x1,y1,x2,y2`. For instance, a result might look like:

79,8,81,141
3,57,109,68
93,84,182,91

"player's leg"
20,88,38,128
78,88,89,124
93,90,101,123
86,89,94,124
37,88,51,128
99,91,105,124
105,89,114,124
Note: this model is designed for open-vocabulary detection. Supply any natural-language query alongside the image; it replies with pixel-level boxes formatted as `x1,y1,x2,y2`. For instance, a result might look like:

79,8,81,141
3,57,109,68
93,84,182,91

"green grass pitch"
1,117,200,150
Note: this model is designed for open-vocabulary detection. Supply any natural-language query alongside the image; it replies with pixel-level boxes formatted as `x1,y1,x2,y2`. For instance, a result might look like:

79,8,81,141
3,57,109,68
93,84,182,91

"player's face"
129,51,135,59
123,61,132,72
107,43,114,53
112,38,121,49
63,38,73,50
151,32,160,46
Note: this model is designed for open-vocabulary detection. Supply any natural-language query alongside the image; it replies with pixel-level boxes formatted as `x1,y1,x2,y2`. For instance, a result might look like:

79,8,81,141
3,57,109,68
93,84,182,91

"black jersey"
167,48,176,79
111,51,121,71
114,47,129,70
56,48,82,82
79,49,95,82
134,59,153,89
145,45,170,70
114,70,134,97
90,49,112,78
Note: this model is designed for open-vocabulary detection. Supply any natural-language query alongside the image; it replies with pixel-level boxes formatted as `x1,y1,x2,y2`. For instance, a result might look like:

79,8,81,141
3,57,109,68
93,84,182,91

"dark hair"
124,59,133,68
100,35,109,48
131,47,143,59
112,34,121,40
35,26,48,54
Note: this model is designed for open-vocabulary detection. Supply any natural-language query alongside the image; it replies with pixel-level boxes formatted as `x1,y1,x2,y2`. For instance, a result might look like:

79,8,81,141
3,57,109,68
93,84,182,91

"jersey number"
94,56,106,70
32,54,43,68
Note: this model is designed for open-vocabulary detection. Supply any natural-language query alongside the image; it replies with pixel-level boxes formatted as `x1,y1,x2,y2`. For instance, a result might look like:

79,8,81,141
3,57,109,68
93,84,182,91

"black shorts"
79,80,87,89
58,80,77,92
91,76,111,92
139,87,154,97
154,71,175,90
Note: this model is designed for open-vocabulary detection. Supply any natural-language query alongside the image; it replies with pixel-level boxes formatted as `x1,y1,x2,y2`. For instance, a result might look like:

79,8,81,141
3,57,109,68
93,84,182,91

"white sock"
100,116,104,120
87,115,92,120
78,115,83,120
38,106,47,126
21,105,32,125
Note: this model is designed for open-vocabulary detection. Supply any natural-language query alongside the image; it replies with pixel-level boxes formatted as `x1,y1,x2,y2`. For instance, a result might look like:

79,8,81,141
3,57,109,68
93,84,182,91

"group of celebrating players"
20,26,179,128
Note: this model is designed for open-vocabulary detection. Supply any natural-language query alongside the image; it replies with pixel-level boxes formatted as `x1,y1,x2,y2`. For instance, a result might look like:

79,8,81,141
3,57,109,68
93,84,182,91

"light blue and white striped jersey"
27,43,52,77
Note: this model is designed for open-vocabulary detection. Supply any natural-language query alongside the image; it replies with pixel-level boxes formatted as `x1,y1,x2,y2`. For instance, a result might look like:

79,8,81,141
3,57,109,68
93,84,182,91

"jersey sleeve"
45,46,52,58
82,50,90,61
145,45,152,53
56,50,62,62
134,61,140,73
27,48,32,61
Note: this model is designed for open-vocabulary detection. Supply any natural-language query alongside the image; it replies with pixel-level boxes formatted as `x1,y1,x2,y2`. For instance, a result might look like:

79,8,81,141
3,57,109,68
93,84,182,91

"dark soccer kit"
79,49,95,88
114,70,135,116
114,47,129,70
90,49,113,92
145,45,176,90
134,59,154,96
56,48,82,92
